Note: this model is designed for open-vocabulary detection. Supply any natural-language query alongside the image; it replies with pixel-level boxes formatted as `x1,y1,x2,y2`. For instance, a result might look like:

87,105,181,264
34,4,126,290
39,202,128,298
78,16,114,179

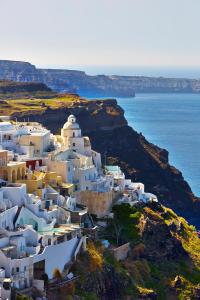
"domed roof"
68,114,76,121
63,114,80,130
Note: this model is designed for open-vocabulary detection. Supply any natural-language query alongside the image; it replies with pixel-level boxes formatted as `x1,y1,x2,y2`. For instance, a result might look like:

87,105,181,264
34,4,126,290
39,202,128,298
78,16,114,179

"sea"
82,66,200,226
78,65,200,192
115,94,200,229
89,92,200,227
116,94,200,198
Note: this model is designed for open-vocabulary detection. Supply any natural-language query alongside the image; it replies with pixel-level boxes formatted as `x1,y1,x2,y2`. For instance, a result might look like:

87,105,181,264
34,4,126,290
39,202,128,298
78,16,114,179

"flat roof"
7,161,25,166
61,183,74,188
1,245,16,251
38,224,80,235
105,165,120,172
29,131,49,136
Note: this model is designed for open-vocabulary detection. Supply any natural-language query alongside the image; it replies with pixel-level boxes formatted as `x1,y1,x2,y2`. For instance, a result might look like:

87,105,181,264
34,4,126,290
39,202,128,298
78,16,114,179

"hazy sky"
1,0,200,69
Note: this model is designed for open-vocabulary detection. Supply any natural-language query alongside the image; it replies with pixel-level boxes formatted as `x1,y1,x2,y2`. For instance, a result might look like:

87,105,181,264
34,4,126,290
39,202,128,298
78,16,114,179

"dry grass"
0,94,86,116
143,206,164,221
106,106,120,116
87,241,103,272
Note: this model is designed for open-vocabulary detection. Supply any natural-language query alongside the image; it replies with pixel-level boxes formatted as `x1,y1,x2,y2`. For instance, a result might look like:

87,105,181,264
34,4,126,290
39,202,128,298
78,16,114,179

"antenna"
104,151,107,166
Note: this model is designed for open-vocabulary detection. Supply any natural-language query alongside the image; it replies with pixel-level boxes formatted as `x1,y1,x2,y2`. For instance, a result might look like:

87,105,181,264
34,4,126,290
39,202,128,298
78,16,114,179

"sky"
1,0,200,73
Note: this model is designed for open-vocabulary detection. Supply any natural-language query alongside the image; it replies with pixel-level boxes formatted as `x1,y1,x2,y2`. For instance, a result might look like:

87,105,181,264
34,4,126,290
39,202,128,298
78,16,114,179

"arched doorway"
22,168,25,179
29,218,38,231
3,170,8,181
17,168,21,180
12,170,16,182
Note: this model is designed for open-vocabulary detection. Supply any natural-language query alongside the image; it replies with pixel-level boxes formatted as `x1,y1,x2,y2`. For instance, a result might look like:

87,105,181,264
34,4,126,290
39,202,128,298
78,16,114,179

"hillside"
0,60,73,94
69,202,200,300
0,92,200,299
0,93,199,220
2,60,200,95
0,80,51,92
0,80,55,99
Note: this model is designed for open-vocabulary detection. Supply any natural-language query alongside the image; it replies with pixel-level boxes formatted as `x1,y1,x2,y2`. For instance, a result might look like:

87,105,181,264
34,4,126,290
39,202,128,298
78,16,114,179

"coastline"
116,94,200,197
3,93,200,227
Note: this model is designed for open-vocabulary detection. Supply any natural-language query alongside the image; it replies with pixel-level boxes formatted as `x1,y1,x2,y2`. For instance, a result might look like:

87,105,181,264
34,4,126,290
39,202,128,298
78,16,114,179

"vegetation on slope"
0,89,198,299
0,94,84,116
0,80,55,99
70,203,200,300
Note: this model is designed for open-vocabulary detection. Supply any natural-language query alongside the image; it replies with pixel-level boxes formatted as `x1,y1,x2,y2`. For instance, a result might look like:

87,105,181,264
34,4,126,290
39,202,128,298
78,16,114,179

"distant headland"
2,60,200,96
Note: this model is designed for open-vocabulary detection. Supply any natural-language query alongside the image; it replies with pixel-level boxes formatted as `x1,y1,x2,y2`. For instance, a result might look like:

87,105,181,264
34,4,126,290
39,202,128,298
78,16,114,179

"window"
16,267,19,273
73,132,75,137
73,143,76,147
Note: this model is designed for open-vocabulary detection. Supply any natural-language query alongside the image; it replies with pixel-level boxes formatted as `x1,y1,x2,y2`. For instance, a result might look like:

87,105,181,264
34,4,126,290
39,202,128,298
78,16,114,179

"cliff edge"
6,94,200,219
66,202,200,300
2,60,200,95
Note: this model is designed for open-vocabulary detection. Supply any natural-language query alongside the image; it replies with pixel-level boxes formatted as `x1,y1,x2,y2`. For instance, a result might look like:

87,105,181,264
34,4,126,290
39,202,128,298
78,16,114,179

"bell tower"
61,115,82,149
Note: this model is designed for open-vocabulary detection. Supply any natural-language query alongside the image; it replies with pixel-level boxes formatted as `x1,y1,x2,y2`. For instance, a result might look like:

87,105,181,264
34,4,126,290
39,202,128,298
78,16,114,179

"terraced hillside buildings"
0,114,157,299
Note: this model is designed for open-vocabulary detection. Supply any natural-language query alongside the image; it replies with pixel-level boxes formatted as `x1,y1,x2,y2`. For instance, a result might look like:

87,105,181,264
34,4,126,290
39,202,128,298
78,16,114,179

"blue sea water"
116,93,200,197
72,65,200,79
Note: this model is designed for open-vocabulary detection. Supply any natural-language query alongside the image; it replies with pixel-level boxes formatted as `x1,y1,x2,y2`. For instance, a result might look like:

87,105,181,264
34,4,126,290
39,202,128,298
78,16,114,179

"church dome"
63,115,80,130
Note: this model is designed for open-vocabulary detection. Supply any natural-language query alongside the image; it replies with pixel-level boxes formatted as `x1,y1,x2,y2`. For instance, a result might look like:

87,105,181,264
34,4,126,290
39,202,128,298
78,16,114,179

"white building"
0,181,85,298
0,226,38,292
0,114,160,299
0,121,53,158
61,115,91,156
0,122,17,150
47,115,110,192
61,115,101,166
105,165,125,191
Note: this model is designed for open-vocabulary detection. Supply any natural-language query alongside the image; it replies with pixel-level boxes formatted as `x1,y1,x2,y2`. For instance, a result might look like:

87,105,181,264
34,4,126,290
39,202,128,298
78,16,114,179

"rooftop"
38,223,80,235
0,122,15,131
105,165,121,172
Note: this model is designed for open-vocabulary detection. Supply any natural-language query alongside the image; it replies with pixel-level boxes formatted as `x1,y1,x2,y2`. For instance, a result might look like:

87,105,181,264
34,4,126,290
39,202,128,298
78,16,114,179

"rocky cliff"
0,80,52,94
68,202,200,300
2,60,200,95
0,60,72,93
8,96,200,220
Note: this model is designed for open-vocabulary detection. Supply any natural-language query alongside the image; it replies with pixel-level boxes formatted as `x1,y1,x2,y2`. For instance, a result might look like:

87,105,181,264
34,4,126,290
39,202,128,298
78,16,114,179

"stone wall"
76,190,116,218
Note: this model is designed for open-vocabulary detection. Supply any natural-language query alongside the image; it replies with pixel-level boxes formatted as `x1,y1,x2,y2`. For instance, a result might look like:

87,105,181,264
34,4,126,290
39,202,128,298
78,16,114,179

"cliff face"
14,99,127,133
0,80,51,94
12,98,200,219
0,60,43,82
2,59,200,95
89,127,200,218
0,60,73,93
41,71,200,95
40,69,136,96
